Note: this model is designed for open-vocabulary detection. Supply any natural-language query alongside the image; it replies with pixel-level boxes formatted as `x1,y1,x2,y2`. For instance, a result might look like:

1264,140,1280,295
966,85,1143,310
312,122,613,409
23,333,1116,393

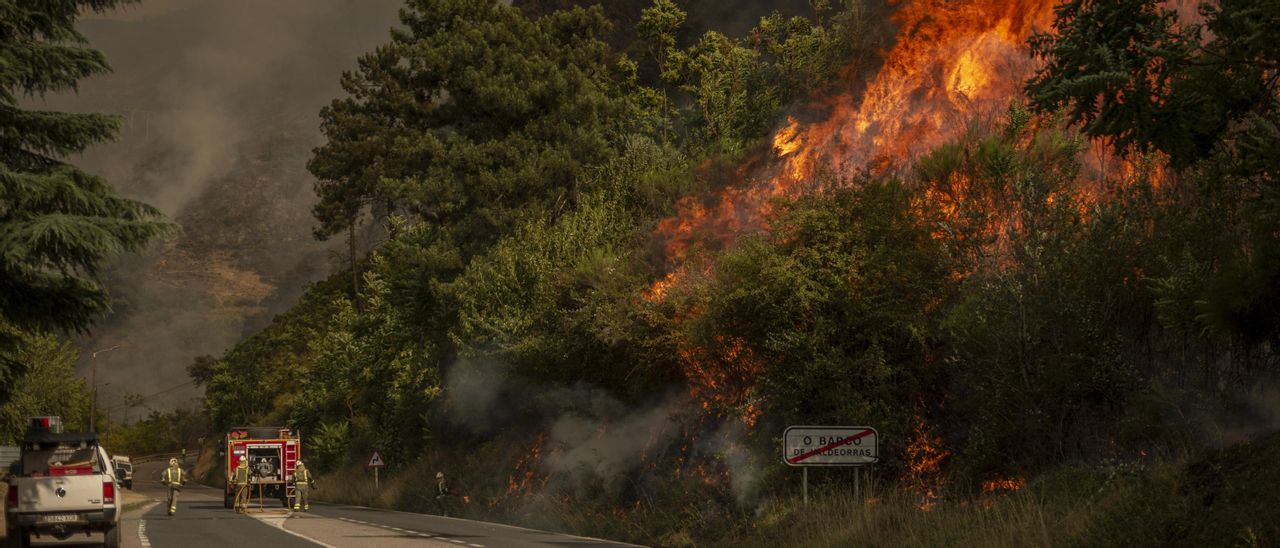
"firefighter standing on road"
434,471,450,516
293,460,313,512
232,458,251,513
162,458,185,516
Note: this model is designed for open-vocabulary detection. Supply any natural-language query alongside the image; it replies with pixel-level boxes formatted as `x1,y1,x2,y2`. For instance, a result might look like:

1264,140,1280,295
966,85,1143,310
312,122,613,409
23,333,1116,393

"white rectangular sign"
783,426,878,466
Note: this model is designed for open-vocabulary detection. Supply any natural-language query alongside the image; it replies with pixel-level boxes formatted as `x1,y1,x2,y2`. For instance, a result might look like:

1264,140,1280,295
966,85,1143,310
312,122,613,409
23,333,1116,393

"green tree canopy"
1028,0,1280,341
309,0,637,259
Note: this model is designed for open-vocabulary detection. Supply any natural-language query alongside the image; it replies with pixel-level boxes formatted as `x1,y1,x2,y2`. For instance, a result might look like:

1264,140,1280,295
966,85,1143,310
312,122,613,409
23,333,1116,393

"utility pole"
89,345,120,433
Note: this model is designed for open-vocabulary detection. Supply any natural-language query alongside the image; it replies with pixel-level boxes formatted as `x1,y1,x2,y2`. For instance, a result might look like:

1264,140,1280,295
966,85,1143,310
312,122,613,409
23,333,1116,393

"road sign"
367,451,385,468
784,426,878,466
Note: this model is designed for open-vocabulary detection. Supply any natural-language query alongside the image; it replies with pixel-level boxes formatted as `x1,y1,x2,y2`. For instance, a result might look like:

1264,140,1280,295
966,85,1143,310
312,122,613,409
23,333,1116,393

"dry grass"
295,434,1280,548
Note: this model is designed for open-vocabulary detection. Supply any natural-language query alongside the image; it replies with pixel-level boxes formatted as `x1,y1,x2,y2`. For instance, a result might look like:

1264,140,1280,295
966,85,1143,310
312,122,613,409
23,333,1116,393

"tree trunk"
349,221,363,312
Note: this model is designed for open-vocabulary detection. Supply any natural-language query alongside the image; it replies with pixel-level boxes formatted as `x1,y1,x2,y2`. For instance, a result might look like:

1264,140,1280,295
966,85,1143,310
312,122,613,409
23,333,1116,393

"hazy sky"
59,0,401,416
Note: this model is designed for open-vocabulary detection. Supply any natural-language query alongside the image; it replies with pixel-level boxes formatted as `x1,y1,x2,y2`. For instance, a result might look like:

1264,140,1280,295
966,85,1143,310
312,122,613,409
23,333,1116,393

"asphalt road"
102,461,643,548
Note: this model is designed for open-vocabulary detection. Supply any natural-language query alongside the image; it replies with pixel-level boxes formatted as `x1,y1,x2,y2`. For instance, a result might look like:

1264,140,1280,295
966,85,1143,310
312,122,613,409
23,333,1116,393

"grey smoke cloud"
52,0,402,413
541,392,684,497
443,357,760,504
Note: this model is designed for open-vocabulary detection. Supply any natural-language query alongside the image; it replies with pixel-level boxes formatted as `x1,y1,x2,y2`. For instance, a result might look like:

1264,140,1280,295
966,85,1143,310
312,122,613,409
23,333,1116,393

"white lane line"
247,512,336,548
332,513,483,545
138,520,151,548
337,502,641,547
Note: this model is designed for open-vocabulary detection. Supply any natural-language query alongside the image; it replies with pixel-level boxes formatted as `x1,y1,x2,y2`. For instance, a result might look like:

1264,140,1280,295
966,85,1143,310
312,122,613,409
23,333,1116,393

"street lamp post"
90,345,120,433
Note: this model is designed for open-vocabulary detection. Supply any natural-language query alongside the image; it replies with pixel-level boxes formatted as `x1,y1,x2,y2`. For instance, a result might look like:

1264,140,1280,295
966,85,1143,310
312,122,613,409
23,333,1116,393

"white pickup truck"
4,427,121,547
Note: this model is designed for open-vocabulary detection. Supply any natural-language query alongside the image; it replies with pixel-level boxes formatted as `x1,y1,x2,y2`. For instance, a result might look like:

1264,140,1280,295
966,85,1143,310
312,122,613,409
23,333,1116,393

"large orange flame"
652,1,1062,298
779,0,1055,182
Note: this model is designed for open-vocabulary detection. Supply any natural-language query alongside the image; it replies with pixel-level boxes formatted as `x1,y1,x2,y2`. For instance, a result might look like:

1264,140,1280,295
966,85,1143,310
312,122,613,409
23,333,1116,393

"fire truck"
221,426,300,509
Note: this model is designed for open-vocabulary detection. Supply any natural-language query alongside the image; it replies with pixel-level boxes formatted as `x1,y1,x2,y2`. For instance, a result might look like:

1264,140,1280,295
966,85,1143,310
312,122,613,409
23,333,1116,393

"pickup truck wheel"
5,527,30,548
103,524,121,548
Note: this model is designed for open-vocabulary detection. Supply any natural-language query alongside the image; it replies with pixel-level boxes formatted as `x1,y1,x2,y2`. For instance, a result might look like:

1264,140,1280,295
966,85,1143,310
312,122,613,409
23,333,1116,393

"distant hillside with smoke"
54,0,401,414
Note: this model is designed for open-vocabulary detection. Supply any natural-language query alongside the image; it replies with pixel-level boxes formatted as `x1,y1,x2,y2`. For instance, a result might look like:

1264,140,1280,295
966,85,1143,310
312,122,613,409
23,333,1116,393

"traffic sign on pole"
368,450,385,489
783,426,878,466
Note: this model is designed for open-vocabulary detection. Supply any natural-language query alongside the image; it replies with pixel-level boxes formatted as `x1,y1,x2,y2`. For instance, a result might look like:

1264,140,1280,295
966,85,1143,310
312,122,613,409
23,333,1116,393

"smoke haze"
443,358,760,505
52,0,401,415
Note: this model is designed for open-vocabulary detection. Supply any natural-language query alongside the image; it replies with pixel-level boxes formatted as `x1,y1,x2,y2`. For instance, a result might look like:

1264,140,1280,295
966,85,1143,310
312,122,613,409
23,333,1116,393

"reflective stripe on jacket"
164,467,183,485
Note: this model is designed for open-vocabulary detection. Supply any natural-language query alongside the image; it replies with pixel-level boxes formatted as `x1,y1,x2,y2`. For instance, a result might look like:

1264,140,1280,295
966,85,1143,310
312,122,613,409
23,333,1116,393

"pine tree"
0,1,175,340
309,0,635,262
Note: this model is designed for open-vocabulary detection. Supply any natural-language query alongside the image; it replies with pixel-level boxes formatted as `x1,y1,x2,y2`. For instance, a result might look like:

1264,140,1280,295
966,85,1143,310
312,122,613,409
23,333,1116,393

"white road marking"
338,502,635,547
247,512,335,548
138,520,151,548
332,511,484,546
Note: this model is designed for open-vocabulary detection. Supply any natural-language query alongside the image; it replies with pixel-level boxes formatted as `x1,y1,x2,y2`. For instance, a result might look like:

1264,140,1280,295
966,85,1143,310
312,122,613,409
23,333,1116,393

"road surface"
5,460,640,548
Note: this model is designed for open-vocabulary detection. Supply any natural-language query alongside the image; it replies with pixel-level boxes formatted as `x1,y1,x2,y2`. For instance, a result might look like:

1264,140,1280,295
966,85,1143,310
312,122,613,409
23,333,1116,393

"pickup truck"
110,456,133,490
4,429,121,547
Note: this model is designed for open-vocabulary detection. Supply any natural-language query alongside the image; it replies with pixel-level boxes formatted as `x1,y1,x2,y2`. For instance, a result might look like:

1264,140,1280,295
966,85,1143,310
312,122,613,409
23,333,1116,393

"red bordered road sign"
783,426,878,466
367,451,386,468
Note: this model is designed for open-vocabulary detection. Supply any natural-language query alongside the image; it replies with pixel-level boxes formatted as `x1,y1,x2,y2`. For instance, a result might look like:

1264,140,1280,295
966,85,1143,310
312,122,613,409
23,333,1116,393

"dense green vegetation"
188,0,1280,544
177,0,1280,542
4,0,1277,545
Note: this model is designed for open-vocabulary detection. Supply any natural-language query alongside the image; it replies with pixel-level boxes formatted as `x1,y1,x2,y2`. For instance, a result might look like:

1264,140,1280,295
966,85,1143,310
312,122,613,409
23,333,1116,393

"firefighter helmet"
169,458,178,466
436,472,444,479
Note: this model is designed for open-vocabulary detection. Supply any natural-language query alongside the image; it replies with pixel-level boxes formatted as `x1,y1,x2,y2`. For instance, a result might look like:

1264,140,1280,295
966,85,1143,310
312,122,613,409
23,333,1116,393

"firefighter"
232,458,251,513
256,457,274,479
162,458,185,516
292,460,313,512
434,471,450,516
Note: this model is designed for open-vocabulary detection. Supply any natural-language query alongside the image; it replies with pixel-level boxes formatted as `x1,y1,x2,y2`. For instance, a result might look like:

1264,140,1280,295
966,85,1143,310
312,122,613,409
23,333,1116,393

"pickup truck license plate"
42,514,78,523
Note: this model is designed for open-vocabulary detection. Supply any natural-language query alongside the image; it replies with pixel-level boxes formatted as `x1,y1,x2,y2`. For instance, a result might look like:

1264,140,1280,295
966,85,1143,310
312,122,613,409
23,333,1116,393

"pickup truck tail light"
102,481,115,504
5,484,16,507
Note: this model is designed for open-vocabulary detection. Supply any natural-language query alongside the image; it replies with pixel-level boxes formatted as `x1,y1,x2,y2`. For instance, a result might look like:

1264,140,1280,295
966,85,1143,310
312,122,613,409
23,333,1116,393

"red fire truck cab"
222,427,300,509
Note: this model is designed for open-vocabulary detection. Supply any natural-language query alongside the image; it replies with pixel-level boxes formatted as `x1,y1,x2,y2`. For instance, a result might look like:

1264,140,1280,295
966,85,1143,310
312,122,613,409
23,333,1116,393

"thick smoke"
443,358,761,504
52,0,401,413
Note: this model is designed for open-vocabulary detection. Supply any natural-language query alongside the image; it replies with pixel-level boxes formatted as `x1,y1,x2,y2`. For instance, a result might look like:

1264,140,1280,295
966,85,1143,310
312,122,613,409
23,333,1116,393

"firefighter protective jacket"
295,466,312,487
163,466,183,485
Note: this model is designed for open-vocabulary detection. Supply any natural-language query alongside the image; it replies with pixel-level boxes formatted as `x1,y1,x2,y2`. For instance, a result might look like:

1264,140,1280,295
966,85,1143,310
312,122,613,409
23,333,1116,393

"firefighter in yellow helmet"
292,460,313,512
232,458,251,513
162,458,185,515
434,471,450,516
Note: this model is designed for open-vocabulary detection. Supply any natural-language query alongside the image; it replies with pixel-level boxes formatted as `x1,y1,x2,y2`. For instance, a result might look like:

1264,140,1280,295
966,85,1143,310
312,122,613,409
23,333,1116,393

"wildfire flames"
491,432,547,507
905,416,951,510
678,335,764,427
649,0,1066,467
981,476,1026,495
653,0,1060,287
776,0,1055,182
638,0,1190,508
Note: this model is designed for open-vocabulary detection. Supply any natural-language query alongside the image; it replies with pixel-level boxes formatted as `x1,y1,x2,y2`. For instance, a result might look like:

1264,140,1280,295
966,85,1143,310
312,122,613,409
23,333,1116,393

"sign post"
367,450,386,489
784,426,878,506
